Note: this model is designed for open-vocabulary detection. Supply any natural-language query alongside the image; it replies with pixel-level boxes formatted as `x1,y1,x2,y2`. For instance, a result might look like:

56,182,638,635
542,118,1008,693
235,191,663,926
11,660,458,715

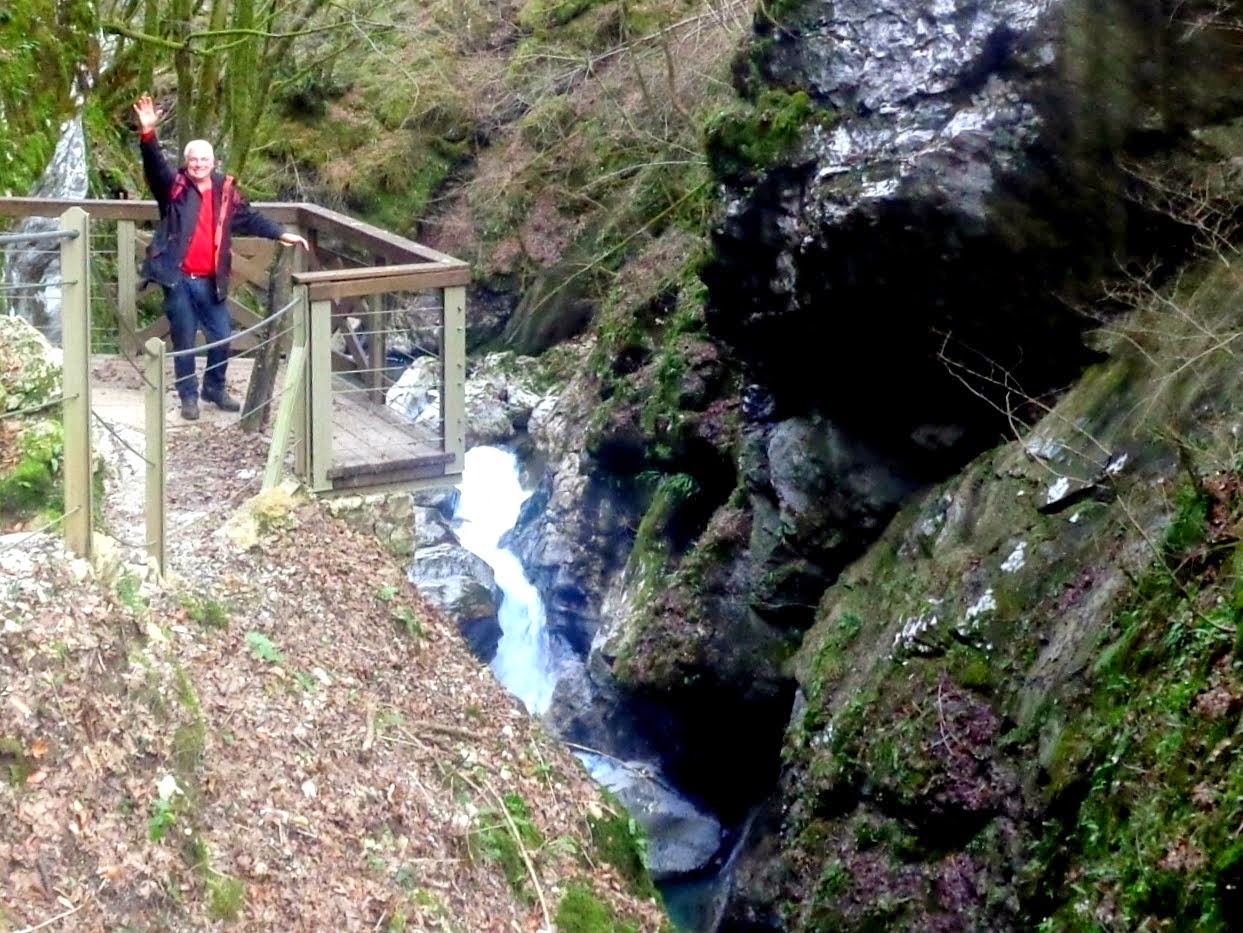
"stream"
451,445,736,932
452,445,558,715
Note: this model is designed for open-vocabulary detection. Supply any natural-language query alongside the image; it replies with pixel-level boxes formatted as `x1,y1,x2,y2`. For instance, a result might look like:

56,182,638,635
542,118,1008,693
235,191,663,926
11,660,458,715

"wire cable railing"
0,229,79,245
0,507,81,556
3,198,468,575
163,293,300,361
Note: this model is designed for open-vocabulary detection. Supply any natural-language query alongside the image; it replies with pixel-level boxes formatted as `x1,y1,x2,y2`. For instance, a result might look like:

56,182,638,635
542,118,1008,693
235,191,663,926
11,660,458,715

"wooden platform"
329,389,455,491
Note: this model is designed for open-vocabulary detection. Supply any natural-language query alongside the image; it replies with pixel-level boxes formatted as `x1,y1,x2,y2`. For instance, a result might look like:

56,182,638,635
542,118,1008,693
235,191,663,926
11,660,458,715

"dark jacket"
140,134,283,301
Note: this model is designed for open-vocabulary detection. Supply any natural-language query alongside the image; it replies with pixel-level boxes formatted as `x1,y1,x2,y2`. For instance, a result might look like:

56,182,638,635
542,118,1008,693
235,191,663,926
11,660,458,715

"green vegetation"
0,734,36,786
115,571,148,614
1025,477,1243,930
0,420,64,523
587,800,659,903
0,0,94,196
704,88,831,184
245,631,285,664
181,593,231,630
555,879,640,933
391,605,425,638
518,0,610,32
469,791,543,899
148,795,178,841
207,873,246,921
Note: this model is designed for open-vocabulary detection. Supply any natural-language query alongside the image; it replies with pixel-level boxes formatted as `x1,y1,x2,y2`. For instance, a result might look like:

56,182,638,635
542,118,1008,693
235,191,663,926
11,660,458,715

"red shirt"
139,129,217,276
181,185,215,275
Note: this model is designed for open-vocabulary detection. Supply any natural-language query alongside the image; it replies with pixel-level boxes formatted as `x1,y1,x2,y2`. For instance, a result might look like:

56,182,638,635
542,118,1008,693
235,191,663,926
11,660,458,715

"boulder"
579,752,723,881
408,543,502,661
704,0,1243,465
0,316,62,413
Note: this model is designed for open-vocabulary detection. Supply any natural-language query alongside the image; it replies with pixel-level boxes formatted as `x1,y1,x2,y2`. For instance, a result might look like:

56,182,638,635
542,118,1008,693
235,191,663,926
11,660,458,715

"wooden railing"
0,196,469,571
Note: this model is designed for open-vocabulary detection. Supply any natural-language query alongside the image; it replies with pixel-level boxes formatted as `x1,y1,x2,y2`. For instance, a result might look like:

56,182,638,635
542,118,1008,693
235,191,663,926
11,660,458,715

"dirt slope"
1,488,665,931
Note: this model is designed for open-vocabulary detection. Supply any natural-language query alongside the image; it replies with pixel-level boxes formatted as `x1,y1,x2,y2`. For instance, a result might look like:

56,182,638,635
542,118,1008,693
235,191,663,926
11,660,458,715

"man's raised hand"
133,94,158,134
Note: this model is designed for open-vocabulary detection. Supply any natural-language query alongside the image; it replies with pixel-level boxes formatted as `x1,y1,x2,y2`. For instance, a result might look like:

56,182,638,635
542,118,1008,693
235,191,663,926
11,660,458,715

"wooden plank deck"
329,387,454,491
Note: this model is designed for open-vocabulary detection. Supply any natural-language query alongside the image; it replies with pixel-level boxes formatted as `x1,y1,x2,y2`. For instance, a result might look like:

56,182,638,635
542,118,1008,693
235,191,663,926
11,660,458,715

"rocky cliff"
507,0,1243,926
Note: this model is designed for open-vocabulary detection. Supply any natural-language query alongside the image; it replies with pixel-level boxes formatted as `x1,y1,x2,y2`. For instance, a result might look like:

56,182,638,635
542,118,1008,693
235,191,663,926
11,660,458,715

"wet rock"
580,753,723,881
751,415,919,629
386,351,549,448
408,543,502,661
463,352,545,446
705,0,1243,466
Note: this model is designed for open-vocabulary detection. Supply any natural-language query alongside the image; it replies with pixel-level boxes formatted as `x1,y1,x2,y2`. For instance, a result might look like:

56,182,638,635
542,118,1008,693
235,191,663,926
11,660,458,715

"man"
133,93,308,420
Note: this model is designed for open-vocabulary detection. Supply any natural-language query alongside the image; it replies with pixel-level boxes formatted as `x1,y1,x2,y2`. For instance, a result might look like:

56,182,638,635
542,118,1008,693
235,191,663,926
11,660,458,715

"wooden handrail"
291,259,467,285
0,196,458,266
0,194,468,502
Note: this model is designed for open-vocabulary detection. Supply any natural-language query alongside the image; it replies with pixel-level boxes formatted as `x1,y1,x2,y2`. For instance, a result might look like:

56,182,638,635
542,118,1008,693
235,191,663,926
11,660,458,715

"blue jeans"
163,275,232,401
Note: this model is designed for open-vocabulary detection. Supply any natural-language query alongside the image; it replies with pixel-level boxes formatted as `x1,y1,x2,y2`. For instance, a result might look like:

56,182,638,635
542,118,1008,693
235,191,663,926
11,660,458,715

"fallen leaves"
0,498,666,932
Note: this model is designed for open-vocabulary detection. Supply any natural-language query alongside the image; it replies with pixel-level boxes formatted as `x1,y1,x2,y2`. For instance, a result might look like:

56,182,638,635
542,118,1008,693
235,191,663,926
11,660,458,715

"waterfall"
1,84,90,342
453,446,558,715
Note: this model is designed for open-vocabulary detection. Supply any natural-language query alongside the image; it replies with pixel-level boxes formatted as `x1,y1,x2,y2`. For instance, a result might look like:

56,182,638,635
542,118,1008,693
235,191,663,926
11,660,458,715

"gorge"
7,0,1243,930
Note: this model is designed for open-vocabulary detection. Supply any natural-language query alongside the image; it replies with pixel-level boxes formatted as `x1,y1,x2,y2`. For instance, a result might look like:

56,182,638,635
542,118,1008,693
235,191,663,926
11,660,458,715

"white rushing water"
453,446,557,715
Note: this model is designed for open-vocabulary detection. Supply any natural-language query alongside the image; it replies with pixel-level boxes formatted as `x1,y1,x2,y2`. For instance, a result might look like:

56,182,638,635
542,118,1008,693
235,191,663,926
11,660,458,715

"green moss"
587,798,659,903
704,88,831,184
0,420,65,521
518,0,609,32
809,609,866,687
555,879,639,933
1164,484,1210,552
1027,543,1241,928
468,792,543,901
950,649,997,694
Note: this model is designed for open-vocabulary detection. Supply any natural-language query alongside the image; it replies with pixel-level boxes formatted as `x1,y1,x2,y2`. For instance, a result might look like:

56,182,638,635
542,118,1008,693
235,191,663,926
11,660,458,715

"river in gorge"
451,445,736,932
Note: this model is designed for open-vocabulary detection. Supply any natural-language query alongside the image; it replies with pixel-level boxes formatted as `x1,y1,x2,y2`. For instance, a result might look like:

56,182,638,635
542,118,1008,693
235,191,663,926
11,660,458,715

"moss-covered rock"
0,0,94,196
0,317,68,526
0,316,63,415
723,252,1243,929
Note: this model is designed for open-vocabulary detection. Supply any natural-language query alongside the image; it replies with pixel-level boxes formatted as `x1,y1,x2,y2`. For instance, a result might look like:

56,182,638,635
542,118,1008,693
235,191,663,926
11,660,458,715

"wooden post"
116,219,139,358
367,296,385,404
263,283,309,491
239,247,291,431
309,298,334,492
441,285,466,477
60,207,92,558
144,338,166,574
292,233,312,478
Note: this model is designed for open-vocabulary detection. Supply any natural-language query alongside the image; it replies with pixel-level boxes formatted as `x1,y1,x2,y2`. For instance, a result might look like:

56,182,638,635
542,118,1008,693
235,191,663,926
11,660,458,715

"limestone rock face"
325,492,416,557
385,351,548,448
2,113,89,343
580,752,723,881
705,0,1243,462
719,252,1243,926
462,352,545,447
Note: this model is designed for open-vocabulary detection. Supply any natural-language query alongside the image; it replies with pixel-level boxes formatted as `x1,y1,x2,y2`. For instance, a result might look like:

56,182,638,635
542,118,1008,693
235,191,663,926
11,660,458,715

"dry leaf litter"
2,397,666,932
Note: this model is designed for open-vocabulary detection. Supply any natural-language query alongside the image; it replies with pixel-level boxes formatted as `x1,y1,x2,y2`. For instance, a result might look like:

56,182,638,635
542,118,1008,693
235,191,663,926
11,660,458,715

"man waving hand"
133,93,308,420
